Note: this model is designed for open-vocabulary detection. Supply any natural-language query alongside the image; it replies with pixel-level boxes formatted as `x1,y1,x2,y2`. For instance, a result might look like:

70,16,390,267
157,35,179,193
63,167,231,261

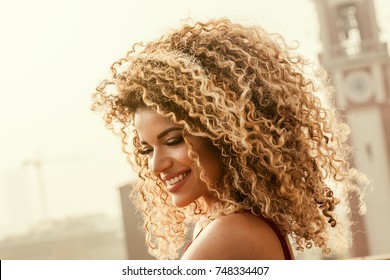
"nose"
149,148,172,175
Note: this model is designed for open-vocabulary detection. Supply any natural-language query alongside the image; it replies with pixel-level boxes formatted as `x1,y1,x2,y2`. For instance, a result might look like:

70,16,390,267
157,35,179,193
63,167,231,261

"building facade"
314,0,390,257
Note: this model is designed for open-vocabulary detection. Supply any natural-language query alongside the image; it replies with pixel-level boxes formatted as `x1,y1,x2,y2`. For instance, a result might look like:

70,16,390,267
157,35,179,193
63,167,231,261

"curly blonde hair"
92,18,366,259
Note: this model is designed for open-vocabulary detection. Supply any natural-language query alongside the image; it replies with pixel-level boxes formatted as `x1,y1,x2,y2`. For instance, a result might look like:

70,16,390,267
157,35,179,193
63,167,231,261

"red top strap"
184,228,203,252
258,216,292,260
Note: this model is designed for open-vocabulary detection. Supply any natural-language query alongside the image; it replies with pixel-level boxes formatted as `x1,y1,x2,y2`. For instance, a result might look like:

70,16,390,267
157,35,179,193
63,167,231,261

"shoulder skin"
181,212,292,260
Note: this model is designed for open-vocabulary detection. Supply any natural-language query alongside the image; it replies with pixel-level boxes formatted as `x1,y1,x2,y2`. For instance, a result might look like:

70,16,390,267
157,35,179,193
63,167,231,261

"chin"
171,196,194,208
171,199,191,208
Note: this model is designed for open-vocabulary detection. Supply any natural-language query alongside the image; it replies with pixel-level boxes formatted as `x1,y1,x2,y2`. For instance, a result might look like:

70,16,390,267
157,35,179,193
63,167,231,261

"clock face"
344,71,375,103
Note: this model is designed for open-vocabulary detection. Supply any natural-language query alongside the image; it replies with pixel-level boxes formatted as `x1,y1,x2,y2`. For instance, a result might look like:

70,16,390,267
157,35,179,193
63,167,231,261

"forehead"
134,108,178,140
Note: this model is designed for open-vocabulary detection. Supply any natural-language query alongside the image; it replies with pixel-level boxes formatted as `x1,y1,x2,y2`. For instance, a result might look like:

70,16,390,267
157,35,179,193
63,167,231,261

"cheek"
206,158,224,182
197,146,224,182
173,146,194,166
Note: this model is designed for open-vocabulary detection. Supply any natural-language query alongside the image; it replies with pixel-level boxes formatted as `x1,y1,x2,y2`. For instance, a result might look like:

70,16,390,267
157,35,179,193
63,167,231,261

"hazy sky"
0,0,389,238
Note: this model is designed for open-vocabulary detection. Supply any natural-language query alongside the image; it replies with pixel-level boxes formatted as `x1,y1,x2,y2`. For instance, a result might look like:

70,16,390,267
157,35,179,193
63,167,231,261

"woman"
92,18,366,260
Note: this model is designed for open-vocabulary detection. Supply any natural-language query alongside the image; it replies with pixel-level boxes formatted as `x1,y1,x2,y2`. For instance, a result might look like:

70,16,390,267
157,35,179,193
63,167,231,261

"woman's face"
134,108,224,207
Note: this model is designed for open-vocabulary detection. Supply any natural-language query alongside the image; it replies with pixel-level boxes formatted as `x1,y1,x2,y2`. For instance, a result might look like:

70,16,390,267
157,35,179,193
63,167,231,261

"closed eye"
166,136,184,146
138,147,153,155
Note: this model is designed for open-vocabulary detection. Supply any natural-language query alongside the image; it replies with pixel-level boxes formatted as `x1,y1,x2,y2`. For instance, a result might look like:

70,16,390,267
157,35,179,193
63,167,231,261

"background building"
314,0,390,258
119,183,155,259
0,214,126,259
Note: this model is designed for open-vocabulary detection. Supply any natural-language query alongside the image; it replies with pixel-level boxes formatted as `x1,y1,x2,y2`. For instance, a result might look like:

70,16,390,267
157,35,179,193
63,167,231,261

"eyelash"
166,136,184,146
138,148,153,156
139,136,184,155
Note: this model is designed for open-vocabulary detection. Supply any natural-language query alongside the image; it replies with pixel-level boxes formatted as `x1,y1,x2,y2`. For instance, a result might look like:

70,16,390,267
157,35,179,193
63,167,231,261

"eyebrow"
140,127,183,144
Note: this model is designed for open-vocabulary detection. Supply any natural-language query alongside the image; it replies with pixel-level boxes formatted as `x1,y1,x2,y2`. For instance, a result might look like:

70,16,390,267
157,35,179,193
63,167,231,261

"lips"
163,170,191,193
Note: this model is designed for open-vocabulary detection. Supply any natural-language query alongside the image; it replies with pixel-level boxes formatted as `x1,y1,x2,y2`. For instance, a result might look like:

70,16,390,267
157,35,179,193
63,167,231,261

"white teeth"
166,171,189,186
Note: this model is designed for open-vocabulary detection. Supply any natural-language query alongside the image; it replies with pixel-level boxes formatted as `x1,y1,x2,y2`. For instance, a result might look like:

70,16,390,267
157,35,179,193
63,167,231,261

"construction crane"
22,150,84,222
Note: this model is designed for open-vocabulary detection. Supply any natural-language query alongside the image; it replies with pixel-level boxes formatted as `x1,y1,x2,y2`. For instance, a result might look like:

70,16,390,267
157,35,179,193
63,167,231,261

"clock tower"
314,0,390,258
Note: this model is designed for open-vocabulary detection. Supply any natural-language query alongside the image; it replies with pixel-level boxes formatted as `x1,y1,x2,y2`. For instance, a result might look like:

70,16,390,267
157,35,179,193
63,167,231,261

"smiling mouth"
165,171,191,186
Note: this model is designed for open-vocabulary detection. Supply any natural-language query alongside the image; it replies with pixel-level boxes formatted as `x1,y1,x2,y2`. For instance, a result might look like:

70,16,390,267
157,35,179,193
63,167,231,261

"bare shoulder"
181,212,288,260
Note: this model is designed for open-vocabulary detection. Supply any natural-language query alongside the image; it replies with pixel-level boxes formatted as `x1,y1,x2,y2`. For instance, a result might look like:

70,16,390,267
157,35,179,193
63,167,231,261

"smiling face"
134,108,224,208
